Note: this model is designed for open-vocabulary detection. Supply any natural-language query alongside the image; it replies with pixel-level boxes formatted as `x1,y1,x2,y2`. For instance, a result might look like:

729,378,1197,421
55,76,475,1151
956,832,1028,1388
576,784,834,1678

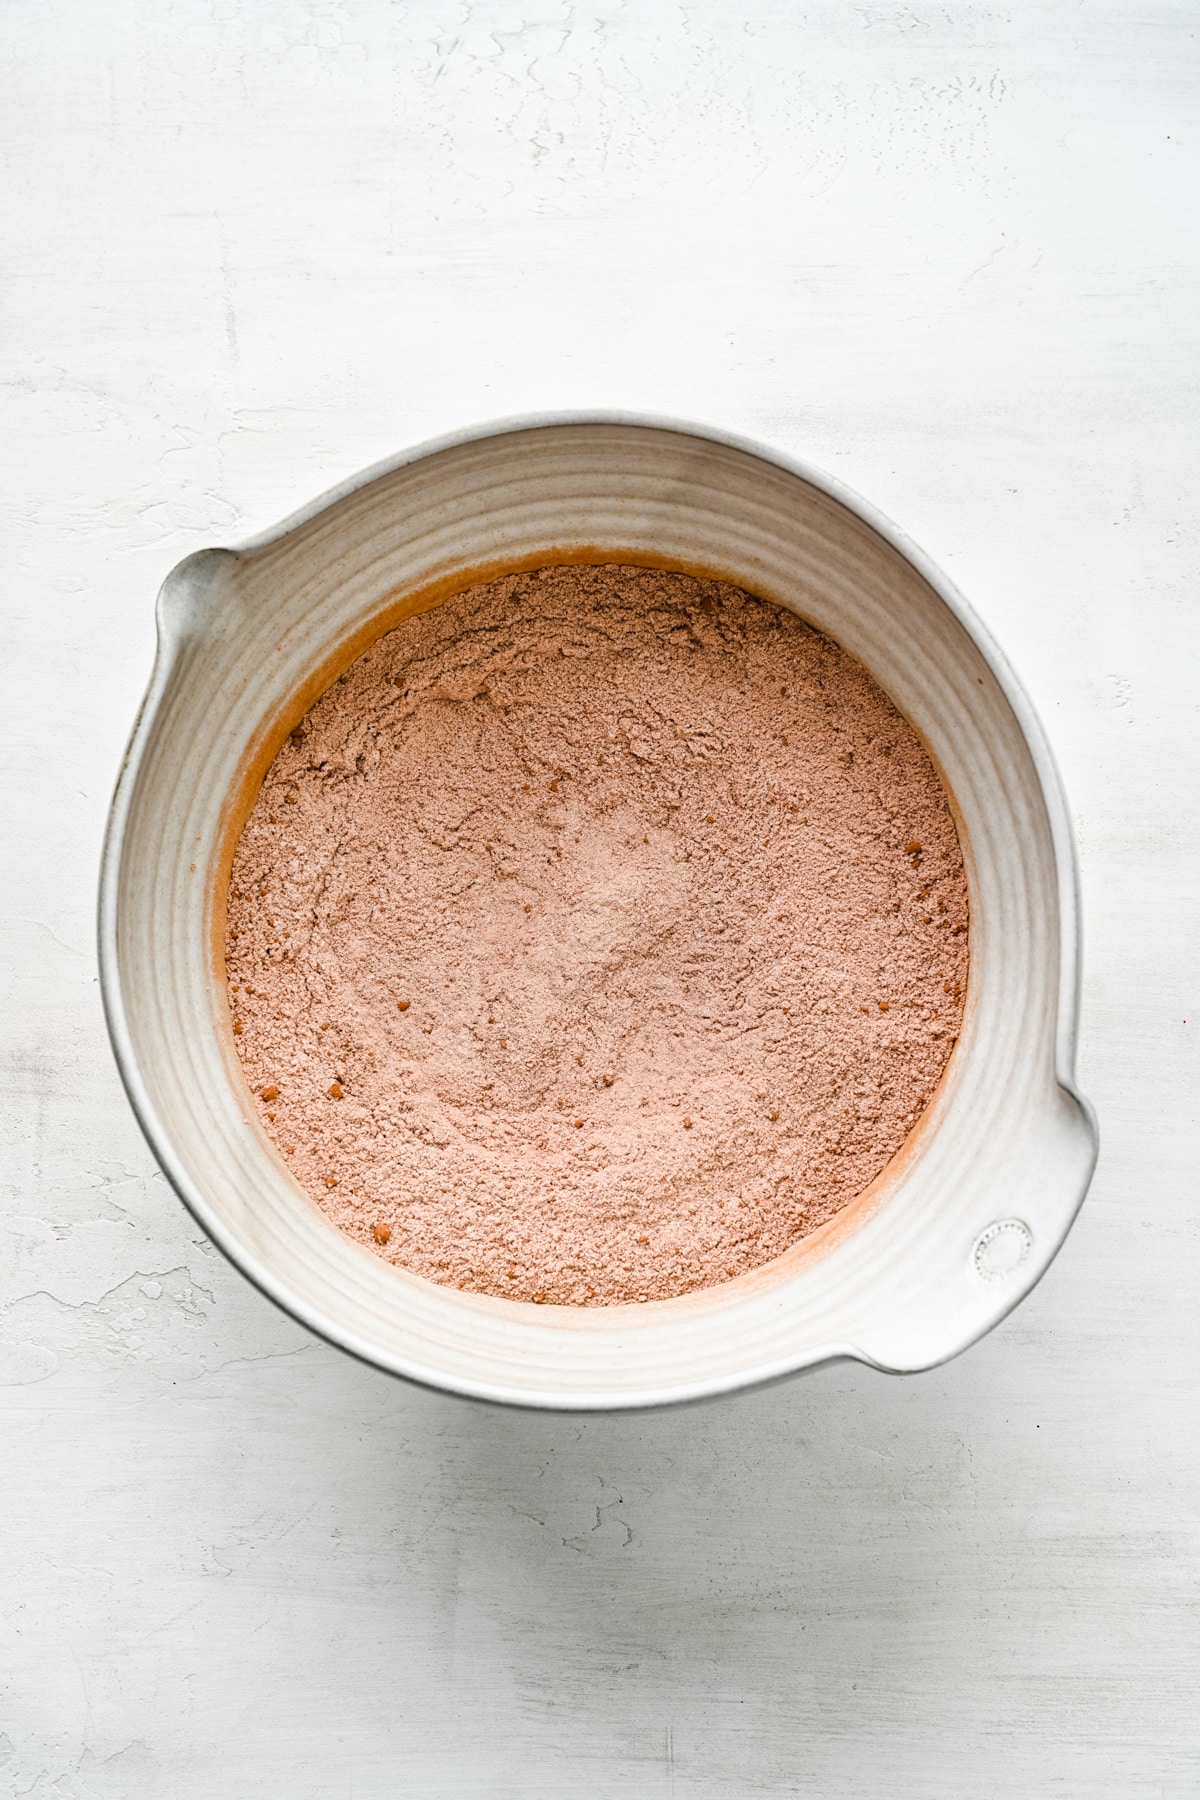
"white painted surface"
1,3,1195,1794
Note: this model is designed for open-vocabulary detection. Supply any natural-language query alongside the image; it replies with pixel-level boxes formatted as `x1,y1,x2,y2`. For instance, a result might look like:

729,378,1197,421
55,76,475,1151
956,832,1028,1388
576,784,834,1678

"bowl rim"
97,410,1097,1407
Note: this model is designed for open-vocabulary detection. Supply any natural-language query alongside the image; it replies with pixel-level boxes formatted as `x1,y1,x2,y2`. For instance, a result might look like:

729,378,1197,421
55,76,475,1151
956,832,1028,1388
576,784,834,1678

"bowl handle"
155,548,241,665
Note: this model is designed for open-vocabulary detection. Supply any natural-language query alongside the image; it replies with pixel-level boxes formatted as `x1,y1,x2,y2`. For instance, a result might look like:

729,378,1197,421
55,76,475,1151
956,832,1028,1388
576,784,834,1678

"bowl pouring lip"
96,409,1097,1409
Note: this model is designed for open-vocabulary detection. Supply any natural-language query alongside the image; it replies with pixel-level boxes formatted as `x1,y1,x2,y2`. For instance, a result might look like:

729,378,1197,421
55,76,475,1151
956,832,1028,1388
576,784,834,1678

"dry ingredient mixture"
226,564,968,1305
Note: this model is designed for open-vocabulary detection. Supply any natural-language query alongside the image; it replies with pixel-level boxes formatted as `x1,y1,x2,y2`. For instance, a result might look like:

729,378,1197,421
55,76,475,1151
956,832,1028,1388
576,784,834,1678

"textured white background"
2,4,1197,1796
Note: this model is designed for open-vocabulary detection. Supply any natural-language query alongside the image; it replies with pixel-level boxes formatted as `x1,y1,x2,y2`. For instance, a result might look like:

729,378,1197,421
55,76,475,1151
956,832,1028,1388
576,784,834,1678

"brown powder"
226,564,968,1306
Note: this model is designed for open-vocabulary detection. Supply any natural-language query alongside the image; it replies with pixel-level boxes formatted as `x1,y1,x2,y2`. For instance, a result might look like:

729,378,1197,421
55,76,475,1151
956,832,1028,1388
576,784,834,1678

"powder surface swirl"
226,565,968,1306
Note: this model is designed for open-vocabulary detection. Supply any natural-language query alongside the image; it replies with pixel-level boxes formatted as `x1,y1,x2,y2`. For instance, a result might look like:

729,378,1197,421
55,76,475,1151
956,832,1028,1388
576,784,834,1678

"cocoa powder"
226,564,968,1305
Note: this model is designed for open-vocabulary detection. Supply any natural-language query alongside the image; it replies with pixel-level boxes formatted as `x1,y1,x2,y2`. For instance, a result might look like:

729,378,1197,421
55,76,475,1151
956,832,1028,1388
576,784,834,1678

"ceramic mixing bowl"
98,415,1097,1408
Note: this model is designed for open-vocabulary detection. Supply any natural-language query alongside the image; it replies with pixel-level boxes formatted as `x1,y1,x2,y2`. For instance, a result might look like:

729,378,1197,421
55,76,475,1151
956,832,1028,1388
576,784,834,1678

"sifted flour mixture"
226,564,968,1305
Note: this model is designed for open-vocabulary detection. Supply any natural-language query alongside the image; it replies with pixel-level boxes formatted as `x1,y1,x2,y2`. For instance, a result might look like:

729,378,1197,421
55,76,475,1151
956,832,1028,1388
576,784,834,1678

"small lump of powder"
225,564,968,1305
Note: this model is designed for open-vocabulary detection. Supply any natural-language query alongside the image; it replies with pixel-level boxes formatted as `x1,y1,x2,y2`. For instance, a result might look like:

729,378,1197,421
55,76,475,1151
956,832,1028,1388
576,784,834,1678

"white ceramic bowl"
99,416,1097,1408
